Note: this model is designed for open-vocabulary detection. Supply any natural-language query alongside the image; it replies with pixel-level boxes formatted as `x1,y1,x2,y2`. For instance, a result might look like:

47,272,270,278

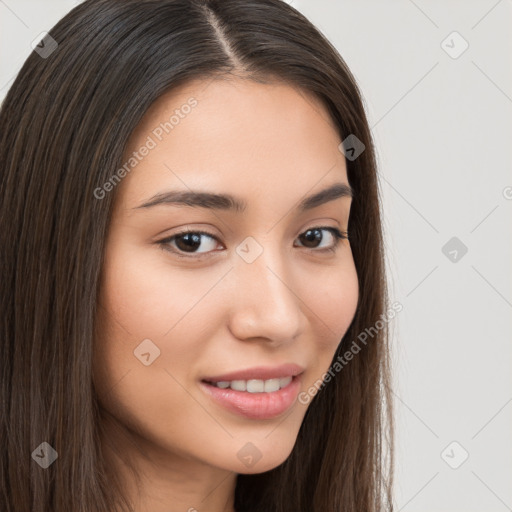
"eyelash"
157,226,349,260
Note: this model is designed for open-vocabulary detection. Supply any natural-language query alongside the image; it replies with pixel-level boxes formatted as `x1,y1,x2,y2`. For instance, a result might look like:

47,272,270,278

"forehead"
116,76,348,212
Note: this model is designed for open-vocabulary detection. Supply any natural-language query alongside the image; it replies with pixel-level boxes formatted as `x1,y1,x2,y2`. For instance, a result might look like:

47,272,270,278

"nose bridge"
228,238,303,343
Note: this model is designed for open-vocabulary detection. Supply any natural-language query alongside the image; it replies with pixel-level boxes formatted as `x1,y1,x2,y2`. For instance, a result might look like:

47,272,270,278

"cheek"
304,259,359,345
98,240,216,346
99,244,178,334
94,241,229,390
326,268,358,330
297,258,359,384
93,245,220,447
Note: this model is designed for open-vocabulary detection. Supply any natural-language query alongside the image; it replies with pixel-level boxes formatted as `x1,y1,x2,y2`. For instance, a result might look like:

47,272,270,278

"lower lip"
199,375,302,420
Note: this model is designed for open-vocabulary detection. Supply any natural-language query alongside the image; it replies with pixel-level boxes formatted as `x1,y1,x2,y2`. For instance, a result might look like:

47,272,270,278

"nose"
227,246,305,346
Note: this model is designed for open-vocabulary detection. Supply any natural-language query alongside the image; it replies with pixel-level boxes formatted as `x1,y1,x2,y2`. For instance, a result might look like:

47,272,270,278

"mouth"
199,366,304,420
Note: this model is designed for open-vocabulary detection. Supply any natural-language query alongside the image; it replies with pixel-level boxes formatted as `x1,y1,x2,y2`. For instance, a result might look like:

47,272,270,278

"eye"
294,226,348,253
157,226,349,259
159,230,220,256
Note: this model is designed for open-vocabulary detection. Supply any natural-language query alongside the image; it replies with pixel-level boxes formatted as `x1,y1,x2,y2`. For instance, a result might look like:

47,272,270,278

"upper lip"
202,363,305,383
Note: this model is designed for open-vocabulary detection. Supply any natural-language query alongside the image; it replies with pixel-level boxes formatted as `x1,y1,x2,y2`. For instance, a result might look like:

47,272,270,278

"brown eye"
174,232,203,252
159,230,220,256
295,226,347,251
158,226,347,259
299,228,323,248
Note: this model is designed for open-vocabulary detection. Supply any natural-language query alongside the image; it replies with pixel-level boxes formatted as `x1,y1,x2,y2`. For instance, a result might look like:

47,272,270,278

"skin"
93,76,359,512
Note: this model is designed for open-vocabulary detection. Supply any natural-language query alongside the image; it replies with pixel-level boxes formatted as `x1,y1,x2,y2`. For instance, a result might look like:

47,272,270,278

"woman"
0,0,394,510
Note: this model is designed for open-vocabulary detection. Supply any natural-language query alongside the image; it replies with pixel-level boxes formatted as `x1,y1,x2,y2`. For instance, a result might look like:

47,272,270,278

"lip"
199,373,303,420
201,363,305,383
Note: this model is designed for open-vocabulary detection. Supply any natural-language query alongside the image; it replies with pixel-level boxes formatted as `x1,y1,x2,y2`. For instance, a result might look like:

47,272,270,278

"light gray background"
1,0,511,510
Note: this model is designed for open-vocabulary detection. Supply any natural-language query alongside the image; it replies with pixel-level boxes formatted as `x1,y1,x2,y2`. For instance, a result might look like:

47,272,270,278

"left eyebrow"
133,182,354,213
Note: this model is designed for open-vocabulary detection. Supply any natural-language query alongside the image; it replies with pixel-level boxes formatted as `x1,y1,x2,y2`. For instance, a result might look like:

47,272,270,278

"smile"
199,374,303,420
203,376,292,393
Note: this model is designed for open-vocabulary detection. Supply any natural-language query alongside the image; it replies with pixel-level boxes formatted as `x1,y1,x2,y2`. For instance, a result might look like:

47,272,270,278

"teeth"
247,379,264,393
279,376,292,388
264,378,280,392
209,376,294,393
231,380,246,391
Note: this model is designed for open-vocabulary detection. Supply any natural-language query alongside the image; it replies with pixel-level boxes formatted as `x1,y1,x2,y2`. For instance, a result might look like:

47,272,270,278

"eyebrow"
134,182,353,213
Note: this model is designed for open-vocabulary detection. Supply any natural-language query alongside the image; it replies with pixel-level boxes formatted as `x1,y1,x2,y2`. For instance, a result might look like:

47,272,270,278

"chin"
222,430,300,475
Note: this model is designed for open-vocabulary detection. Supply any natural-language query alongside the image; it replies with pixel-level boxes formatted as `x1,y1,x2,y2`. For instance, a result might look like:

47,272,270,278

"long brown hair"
0,0,394,510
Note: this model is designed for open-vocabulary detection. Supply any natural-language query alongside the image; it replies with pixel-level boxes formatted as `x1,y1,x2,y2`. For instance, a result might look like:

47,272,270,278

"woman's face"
93,77,359,477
